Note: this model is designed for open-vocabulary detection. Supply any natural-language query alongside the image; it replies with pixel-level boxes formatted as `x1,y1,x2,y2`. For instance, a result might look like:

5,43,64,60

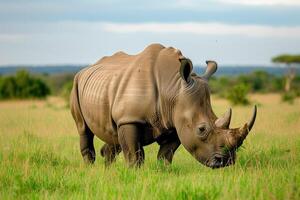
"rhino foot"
157,133,180,165
100,144,121,166
118,124,145,167
82,148,95,164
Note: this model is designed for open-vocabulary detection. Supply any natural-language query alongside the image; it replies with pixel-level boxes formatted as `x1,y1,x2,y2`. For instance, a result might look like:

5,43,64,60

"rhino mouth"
205,152,236,169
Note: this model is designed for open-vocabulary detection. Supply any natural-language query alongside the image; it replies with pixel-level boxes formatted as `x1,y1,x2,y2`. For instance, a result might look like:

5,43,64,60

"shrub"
209,76,232,97
0,76,17,99
61,81,73,105
236,71,274,93
209,70,294,95
271,77,285,92
0,70,50,99
227,83,250,105
281,92,296,104
250,71,270,92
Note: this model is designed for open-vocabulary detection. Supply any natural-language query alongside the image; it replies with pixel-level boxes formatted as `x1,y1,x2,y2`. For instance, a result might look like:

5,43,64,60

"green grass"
0,95,300,199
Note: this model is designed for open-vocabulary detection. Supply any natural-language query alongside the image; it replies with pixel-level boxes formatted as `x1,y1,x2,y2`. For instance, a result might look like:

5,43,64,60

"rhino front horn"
215,108,232,128
202,60,218,81
239,105,257,141
247,105,257,132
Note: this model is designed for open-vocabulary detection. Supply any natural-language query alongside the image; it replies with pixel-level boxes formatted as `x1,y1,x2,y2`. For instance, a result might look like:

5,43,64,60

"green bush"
0,76,16,99
61,81,73,105
0,70,50,100
209,76,232,97
293,76,300,96
271,77,285,92
227,83,250,105
209,70,293,95
281,92,296,104
249,71,269,92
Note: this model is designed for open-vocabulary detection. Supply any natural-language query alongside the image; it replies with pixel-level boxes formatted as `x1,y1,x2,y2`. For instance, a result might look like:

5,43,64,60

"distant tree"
0,76,17,99
0,70,50,99
272,54,300,92
236,71,271,92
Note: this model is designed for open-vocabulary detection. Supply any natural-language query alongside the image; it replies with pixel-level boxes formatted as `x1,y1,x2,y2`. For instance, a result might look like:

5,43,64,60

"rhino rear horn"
215,108,232,129
202,60,217,81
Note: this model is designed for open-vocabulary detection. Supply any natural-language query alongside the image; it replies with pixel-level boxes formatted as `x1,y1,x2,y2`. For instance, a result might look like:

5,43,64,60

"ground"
0,94,299,199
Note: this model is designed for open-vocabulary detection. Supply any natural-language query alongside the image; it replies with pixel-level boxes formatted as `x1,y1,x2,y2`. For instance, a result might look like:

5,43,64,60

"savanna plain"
0,94,299,199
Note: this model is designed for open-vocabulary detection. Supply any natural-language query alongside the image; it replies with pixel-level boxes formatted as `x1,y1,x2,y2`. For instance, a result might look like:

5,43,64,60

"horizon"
0,63,288,68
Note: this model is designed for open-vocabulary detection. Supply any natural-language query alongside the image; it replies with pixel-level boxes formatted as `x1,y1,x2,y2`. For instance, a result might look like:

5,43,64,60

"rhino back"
76,44,165,142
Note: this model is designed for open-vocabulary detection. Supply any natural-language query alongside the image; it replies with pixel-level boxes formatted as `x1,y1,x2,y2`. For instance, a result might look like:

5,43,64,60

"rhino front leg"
100,144,121,166
118,124,145,167
157,136,180,165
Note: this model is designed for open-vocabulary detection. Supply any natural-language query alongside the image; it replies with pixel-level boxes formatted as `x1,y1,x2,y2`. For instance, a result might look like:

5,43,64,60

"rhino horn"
215,108,232,128
247,105,257,132
237,105,257,144
202,60,217,81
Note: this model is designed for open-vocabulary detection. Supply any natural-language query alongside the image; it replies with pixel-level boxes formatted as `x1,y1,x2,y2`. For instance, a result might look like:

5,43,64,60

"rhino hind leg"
79,129,96,164
157,134,181,165
118,124,145,167
100,143,122,166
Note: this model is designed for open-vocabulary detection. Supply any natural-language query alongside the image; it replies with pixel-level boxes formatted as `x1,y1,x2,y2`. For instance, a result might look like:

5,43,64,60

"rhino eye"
197,123,209,139
199,127,206,132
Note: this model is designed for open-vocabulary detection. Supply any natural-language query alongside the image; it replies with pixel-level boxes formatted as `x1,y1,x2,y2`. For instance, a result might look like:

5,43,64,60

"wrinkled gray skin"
70,44,257,168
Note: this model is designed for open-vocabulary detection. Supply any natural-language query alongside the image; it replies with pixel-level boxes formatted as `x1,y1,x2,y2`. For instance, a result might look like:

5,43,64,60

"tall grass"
0,95,299,199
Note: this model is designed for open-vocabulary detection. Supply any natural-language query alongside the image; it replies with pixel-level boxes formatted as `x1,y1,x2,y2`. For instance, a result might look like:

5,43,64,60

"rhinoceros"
70,43,257,168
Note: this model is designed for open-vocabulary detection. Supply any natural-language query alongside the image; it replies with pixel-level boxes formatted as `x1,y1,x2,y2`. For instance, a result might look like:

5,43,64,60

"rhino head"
173,59,257,168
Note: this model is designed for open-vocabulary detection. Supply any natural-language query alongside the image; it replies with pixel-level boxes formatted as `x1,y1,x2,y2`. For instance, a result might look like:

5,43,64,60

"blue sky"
1,0,300,66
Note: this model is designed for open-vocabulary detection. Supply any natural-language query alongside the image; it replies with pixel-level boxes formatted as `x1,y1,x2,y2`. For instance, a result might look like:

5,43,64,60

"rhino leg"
79,129,96,164
157,134,180,165
118,124,145,167
100,143,121,166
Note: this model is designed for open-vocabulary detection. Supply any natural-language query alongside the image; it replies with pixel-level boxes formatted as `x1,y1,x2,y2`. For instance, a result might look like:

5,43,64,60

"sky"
1,0,300,66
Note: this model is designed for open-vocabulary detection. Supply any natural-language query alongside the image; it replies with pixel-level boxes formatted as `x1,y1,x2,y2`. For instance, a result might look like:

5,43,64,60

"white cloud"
101,22,300,38
218,0,300,6
1,20,300,65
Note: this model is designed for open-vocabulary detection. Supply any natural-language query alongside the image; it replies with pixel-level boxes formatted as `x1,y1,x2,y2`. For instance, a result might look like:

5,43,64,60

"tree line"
0,66,299,105
0,70,50,99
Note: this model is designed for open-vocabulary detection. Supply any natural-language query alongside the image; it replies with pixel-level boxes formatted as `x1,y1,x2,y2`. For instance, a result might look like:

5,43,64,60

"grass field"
0,94,299,199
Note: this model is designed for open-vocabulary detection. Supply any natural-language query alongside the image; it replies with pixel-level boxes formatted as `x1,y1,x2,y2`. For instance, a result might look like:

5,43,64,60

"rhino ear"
179,58,193,83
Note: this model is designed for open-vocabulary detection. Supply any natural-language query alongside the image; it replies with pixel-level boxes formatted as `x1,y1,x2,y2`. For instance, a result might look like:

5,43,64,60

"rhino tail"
70,73,96,163
70,73,85,132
